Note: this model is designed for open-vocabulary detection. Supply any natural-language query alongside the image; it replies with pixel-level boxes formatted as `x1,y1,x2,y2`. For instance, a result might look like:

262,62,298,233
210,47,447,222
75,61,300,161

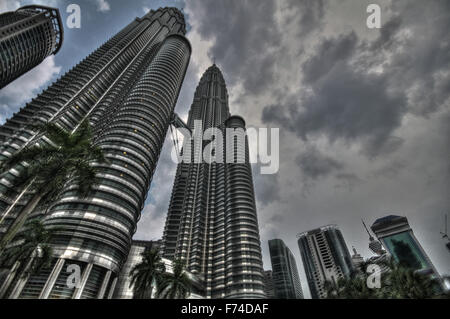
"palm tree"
129,248,166,299
380,263,439,299
0,120,106,251
325,259,448,299
325,276,379,299
323,280,340,299
0,219,55,298
157,260,191,299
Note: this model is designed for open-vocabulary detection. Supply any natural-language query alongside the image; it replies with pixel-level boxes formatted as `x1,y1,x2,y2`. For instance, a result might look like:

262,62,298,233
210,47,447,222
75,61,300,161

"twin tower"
0,8,264,298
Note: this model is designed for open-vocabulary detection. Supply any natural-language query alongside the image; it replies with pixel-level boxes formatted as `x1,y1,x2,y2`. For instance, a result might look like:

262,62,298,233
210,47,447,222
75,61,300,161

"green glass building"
268,239,303,299
371,215,440,277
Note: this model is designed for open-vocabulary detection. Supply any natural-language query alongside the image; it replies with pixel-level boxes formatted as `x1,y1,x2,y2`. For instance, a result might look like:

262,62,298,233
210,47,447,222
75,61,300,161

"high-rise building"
350,247,364,271
371,215,440,278
0,5,63,88
268,239,303,299
0,7,191,299
297,225,354,299
262,270,276,299
161,65,265,299
113,240,205,299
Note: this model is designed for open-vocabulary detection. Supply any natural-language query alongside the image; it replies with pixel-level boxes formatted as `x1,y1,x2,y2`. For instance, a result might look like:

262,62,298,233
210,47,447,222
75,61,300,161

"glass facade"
382,231,430,271
297,225,353,299
161,65,265,299
268,239,303,299
371,215,440,278
0,5,63,88
263,270,276,298
0,7,191,299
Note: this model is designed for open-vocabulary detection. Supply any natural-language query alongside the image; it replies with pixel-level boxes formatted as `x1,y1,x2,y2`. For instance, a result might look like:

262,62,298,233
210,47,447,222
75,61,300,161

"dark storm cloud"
302,32,358,83
187,0,330,95
263,60,407,158
369,15,402,51
290,0,326,37
371,159,408,179
296,146,343,180
387,1,450,117
187,0,281,94
263,1,450,158
334,173,363,192
253,165,280,207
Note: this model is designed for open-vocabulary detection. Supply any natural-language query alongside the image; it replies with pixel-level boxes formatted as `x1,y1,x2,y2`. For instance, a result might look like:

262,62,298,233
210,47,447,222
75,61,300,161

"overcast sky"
1,0,449,298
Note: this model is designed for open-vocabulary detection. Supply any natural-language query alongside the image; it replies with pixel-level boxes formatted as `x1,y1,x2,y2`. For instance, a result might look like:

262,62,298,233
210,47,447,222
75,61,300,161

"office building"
161,64,265,298
297,225,354,299
350,247,364,271
0,7,190,299
262,270,276,299
268,239,303,299
371,215,440,277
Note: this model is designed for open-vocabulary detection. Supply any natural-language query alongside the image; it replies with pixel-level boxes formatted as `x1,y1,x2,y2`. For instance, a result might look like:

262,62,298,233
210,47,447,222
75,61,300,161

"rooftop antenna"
441,213,450,253
362,219,374,241
441,213,449,240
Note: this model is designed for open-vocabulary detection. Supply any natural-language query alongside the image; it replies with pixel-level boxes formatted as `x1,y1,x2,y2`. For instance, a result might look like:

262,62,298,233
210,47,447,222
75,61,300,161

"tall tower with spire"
161,65,265,299
362,219,384,255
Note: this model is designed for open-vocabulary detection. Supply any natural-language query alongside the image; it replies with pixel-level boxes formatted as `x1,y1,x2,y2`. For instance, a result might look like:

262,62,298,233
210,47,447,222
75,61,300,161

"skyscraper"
268,239,303,299
0,5,63,88
262,270,276,299
297,225,354,299
371,215,440,278
161,65,265,299
350,247,364,271
0,7,190,299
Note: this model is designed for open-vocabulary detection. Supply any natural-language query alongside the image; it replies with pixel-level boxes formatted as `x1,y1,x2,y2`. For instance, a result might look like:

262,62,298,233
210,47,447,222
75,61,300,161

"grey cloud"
371,159,408,179
295,0,326,37
302,32,357,83
264,58,407,158
143,139,177,219
262,0,450,158
187,0,281,95
253,165,280,207
296,146,343,180
388,2,450,116
369,15,402,51
334,173,363,192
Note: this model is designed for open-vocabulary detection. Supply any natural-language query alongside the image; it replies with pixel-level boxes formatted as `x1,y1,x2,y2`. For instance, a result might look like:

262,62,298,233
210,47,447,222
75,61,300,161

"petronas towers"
0,7,264,299
161,65,265,298
0,7,190,299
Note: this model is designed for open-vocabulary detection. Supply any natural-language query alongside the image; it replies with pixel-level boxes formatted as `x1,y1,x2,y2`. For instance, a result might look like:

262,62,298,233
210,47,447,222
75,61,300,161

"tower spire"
363,219,385,256
362,219,374,241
